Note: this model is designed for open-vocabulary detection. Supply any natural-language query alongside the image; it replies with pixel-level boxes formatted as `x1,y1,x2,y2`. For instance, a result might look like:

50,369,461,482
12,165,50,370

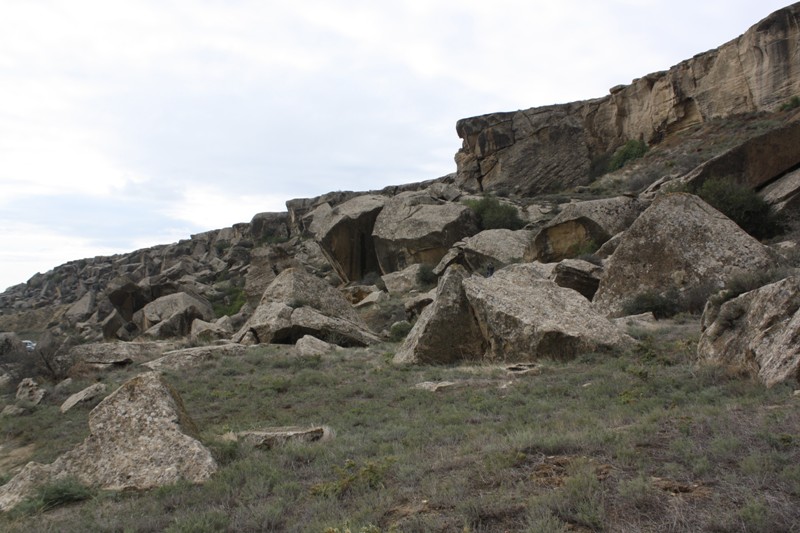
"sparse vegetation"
416,264,437,287
11,477,95,517
622,289,682,319
464,195,526,231
2,329,799,532
210,284,246,318
693,178,782,240
779,95,800,112
608,139,648,172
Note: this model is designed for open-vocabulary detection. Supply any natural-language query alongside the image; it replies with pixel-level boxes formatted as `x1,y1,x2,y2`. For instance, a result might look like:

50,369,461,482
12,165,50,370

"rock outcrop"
372,191,479,274
234,268,379,347
15,378,45,405
394,266,486,364
0,372,216,512
698,276,800,387
682,121,800,191
143,344,248,371
396,263,628,364
527,197,645,262
593,193,777,316
60,383,107,413
136,292,214,339
312,194,387,283
462,265,629,361
454,4,800,195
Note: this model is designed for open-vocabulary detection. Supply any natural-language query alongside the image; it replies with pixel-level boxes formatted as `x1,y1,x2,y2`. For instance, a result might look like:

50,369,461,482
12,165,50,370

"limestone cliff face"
455,3,800,195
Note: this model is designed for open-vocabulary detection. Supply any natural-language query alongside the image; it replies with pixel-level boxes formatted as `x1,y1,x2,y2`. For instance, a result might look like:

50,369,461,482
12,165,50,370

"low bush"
211,285,247,318
608,140,648,172
622,290,681,319
464,196,525,231
416,264,437,287
13,477,95,516
779,95,800,112
388,321,412,342
694,178,782,239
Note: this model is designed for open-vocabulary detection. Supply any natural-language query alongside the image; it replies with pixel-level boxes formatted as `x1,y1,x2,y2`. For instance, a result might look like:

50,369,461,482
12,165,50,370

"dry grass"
0,320,798,532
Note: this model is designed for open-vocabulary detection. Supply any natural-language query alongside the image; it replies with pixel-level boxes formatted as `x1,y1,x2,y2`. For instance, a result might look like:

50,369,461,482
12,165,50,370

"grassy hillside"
1,319,798,532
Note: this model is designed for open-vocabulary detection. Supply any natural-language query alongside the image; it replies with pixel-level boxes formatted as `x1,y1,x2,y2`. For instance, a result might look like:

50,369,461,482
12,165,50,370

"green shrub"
211,285,247,318
389,321,413,342
695,178,781,239
13,477,95,516
779,95,800,112
622,289,681,319
416,264,438,287
608,140,648,172
464,196,525,231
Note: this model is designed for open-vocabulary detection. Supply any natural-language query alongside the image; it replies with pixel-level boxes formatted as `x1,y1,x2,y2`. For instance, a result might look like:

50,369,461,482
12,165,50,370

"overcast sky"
0,1,793,291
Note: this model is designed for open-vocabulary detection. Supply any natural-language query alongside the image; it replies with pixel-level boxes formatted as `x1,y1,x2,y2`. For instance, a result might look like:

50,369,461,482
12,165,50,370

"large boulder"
234,268,379,347
683,121,800,191
527,197,645,262
593,193,777,316
372,191,479,274
461,229,533,272
16,378,45,405
136,292,214,339
64,341,178,370
313,194,386,283
462,265,630,361
0,372,217,512
394,265,486,364
698,277,800,387
761,167,800,221
552,259,603,300
0,332,25,358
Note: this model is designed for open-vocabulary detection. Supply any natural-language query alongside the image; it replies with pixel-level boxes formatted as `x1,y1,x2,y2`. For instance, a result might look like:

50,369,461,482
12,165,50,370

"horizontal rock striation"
455,4,800,195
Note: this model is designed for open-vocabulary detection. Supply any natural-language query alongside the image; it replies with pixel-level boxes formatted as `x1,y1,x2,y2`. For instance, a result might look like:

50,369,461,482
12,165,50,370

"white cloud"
0,0,794,291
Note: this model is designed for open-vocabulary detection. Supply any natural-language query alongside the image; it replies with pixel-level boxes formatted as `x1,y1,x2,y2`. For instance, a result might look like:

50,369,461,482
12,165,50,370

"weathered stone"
313,194,386,283
15,378,45,405
526,197,645,262
683,121,800,190
65,291,96,324
382,264,427,294
552,259,603,300
0,372,217,512
373,192,479,274
138,292,214,339
143,344,248,371
224,426,331,449
0,332,25,357
461,229,533,272
60,383,107,413
353,290,389,308
761,167,800,220
394,265,486,364
463,265,630,361
190,316,233,343
403,289,436,320
67,341,177,368
249,211,290,244
106,277,150,322
340,285,380,305
698,276,800,387
593,193,777,316
233,268,379,347
294,335,337,357
454,4,800,195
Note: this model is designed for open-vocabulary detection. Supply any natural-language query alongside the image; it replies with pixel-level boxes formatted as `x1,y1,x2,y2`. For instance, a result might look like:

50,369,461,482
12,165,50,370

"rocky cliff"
455,3,800,195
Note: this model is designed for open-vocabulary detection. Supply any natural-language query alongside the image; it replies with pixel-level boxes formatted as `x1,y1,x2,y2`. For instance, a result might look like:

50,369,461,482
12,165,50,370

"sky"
0,0,794,291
